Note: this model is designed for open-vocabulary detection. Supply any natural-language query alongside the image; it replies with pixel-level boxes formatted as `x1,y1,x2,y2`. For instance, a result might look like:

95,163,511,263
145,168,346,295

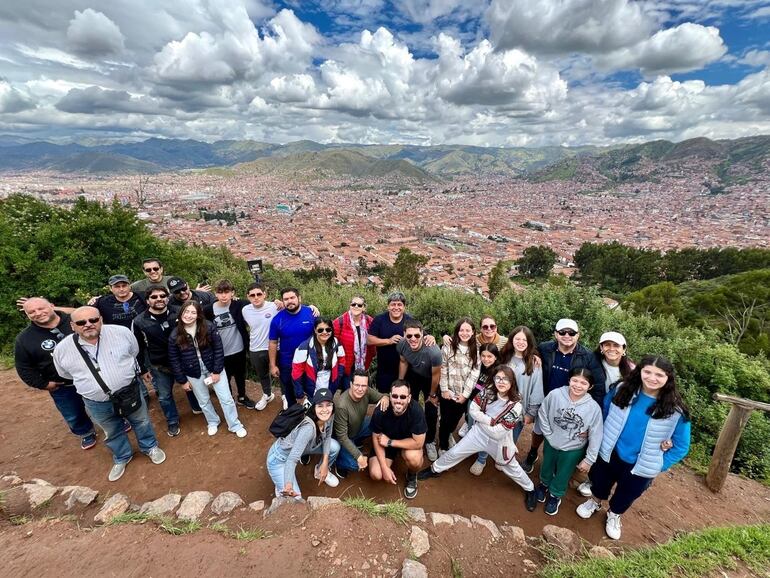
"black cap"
108,274,130,286
167,277,188,293
311,388,334,406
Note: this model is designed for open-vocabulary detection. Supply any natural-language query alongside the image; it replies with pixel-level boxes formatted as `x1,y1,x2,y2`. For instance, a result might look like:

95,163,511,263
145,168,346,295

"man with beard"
167,276,215,312
131,258,173,294
14,298,96,450
268,287,315,408
133,285,202,437
368,380,426,500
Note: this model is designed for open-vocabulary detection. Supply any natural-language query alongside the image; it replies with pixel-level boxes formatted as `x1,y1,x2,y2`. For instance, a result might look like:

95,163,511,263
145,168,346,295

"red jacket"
333,313,375,374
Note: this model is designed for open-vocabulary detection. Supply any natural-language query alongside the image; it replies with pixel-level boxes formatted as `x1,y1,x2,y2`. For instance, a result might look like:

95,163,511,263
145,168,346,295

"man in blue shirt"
269,287,316,408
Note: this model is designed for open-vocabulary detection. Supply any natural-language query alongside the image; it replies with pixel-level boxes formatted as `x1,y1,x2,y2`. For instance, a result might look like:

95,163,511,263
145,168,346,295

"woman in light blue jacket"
576,355,690,540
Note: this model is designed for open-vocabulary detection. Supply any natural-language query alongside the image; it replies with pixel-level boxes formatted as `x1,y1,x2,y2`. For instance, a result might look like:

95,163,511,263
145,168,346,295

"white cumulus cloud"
66,9,126,56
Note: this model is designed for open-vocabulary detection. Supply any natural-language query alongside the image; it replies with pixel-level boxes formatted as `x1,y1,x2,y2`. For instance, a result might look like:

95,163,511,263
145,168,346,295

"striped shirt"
53,325,140,402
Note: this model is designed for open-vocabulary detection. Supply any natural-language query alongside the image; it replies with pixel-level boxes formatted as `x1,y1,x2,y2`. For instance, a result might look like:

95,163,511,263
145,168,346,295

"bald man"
53,306,166,481
14,298,97,449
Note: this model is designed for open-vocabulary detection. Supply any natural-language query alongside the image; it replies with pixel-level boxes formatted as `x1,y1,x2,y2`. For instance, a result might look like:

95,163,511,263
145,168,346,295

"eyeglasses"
493,376,511,384
481,323,496,330
405,333,421,339
557,330,578,337
351,382,369,388
148,294,167,300
144,267,160,272
74,317,101,327
316,327,332,334
248,292,264,298
390,394,409,400
350,302,365,308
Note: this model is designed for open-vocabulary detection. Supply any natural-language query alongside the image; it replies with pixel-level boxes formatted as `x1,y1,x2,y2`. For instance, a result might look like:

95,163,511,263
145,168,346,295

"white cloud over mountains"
0,0,768,146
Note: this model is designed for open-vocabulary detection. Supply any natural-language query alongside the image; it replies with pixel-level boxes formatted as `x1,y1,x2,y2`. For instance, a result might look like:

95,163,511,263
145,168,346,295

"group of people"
15,262,691,540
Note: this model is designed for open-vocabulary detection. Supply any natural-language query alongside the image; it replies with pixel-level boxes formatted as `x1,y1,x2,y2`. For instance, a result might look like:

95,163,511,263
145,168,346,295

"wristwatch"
429,393,438,399
387,439,393,448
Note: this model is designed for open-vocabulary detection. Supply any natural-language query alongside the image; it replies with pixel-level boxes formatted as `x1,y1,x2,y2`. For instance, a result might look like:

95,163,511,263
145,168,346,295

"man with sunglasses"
397,319,443,462
242,282,281,410
133,285,203,436
521,318,605,473
167,276,215,313
369,380,426,499
15,298,97,450
131,258,172,294
53,307,166,482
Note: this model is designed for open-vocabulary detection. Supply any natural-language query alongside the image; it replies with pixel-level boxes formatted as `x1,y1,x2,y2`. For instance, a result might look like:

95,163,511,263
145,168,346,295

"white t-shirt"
603,360,622,388
242,302,278,352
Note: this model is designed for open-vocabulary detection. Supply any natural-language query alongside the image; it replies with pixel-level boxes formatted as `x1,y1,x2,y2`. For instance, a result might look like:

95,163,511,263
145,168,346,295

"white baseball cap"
555,318,579,332
599,331,627,347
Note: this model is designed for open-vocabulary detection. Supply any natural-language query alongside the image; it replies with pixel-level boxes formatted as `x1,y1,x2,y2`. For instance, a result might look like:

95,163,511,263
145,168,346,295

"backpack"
269,404,308,438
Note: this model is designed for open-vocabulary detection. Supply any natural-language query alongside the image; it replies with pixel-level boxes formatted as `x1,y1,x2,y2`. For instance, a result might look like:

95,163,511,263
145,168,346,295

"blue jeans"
336,416,372,472
466,413,489,464
50,385,94,437
188,368,243,432
83,386,158,464
267,438,340,498
151,367,179,426
279,365,297,406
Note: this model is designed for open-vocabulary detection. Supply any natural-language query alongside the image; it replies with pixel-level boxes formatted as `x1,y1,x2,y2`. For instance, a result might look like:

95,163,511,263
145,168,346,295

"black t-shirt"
371,400,427,441
96,294,147,328
369,312,412,376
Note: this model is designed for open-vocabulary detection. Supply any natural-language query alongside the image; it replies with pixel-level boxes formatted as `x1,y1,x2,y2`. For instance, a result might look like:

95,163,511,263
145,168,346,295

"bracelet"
429,393,438,398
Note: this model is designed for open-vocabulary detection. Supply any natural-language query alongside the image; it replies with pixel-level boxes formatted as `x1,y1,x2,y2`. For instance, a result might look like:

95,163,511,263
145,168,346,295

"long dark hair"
612,355,690,420
313,317,335,371
595,344,634,380
500,325,539,375
450,316,478,369
477,343,500,386
486,364,521,404
175,300,210,349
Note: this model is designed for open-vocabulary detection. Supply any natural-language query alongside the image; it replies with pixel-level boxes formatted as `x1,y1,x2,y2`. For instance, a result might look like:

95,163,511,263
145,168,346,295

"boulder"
60,486,98,510
430,512,454,526
500,525,526,546
140,493,182,516
589,545,616,559
307,496,341,511
407,507,426,523
401,559,428,578
22,480,58,508
94,493,130,524
210,492,244,515
1,474,23,487
176,491,213,521
248,500,265,512
452,514,472,528
471,515,501,540
542,524,581,556
410,525,430,558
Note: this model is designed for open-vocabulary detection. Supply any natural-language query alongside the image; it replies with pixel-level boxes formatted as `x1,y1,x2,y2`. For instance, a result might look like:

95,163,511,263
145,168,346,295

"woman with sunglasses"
418,365,538,512
478,315,508,349
500,326,544,443
291,317,347,404
168,300,247,438
333,295,376,382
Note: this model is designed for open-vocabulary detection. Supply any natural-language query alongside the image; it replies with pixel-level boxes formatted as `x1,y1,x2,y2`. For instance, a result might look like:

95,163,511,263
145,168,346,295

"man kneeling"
369,380,425,499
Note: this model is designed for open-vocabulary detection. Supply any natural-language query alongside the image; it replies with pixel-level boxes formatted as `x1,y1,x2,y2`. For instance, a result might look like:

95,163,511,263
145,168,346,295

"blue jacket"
538,340,606,404
168,321,224,382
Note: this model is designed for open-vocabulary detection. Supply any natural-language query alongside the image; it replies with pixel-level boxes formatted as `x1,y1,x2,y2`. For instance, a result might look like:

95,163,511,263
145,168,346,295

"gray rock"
401,559,428,578
407,507,426,523
307,496,341,510
542,524,581,556
589,545,616,559
430,512,454,526
1,474,23,486
94,493,130,524
140,493,182,516
176,491,213,521
452,514,472,528
264,496,305,516
210,491,244,515
248,500,265,512
61,486,98,510
471,515,501,540
409,526,430,558
22,480,58,508
501,525,526,546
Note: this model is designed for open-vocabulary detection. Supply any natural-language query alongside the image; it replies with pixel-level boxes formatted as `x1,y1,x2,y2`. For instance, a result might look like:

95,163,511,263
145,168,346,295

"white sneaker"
425,442,438,462
235,427,247,438
458,422,469,438
314,464,340,487
605,511,622,540
207,424,218,436
577,481,593,497
281,395,288,410
256,393,275,411
576,499,602,519
469,460,486,476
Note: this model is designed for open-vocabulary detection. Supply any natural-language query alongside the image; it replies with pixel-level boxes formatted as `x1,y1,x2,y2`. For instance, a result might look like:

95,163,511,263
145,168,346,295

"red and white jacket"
291,336,346,398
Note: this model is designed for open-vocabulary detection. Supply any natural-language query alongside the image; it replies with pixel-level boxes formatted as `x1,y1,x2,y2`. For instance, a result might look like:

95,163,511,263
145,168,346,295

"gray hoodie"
537,386,603,465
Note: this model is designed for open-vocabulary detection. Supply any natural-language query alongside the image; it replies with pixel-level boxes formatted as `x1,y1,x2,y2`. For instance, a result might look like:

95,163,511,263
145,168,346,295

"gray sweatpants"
432,425,534,491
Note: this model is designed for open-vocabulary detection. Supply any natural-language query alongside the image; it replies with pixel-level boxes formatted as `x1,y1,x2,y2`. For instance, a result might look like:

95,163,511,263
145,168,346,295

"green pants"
540,439,586,498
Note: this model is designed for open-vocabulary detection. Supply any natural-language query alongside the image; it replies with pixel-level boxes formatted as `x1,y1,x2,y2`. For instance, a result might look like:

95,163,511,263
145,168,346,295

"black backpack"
269,404,308,438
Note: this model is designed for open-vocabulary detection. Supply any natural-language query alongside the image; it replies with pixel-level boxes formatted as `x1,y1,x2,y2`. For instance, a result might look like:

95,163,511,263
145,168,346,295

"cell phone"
203,376,214,386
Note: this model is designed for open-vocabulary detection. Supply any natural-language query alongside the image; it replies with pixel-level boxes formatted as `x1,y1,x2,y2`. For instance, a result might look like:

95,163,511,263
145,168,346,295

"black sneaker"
417,466,440,481
405,474,418,499
536,482,548,503
167,423,181,437
525,490,537,512
300,454,311,466
237,395,257,409
545,494,561,516
332,465,348,480
521,450,538,474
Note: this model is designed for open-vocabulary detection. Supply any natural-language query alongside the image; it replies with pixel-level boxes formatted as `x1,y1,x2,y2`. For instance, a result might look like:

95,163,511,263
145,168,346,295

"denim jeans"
279,365,297,406
83,386,158,464
336,416,371,472
50,385,94,437
267,438,340,497
151,367,179,426
188,368,243,432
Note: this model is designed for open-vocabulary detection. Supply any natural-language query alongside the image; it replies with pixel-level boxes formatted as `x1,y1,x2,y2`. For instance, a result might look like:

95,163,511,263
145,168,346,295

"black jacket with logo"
133,309,178,372
14,314,74,389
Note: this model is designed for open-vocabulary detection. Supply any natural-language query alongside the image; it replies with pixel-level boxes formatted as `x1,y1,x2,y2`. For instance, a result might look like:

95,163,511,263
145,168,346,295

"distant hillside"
44,152,163,174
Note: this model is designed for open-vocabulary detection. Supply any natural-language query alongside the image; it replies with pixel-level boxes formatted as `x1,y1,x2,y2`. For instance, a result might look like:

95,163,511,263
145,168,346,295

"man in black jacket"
521,318,606,473
14,298,96,449
167,277,215,312
133,285,201,436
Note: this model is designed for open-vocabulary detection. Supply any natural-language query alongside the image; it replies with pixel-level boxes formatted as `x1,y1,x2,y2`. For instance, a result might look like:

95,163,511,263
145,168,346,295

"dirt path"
2,368,769,553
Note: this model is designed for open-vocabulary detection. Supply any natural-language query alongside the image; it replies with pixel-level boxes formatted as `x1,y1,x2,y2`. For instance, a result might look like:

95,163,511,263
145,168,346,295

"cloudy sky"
1,0,769,146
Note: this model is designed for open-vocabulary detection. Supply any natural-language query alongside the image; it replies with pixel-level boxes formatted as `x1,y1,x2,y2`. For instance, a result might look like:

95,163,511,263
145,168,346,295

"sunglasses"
390,394,409,400
74,317,101,327
481,323,496,330
316,327,332,334
405,333,421,339
173,287,188,294
557,330,578,337
248,292,264,298
350,302,365,308
148,294,167,300
144,266,160,272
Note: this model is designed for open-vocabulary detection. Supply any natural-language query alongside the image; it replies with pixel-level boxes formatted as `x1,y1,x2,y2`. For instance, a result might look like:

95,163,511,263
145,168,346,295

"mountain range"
0,134,768,185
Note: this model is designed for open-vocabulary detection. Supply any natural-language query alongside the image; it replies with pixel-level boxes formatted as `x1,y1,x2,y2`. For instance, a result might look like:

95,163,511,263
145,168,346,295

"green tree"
517,245,557,279
487,259,511,299
625,282,684,317
383,247,428,290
